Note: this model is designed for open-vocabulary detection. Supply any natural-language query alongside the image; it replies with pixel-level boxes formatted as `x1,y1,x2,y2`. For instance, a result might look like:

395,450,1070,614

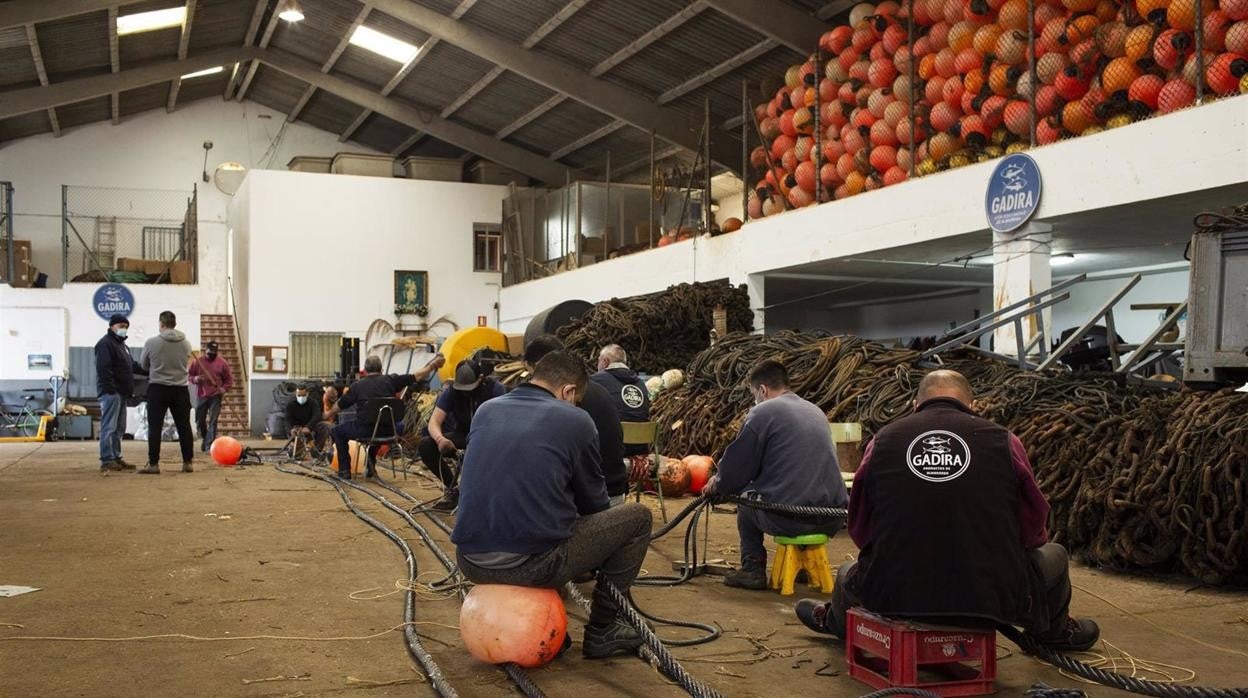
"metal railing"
61,184,199,284
1,181,13,286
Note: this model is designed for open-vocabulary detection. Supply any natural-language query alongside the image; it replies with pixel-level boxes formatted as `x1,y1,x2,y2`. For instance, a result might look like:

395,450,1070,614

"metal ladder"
92,216,116,273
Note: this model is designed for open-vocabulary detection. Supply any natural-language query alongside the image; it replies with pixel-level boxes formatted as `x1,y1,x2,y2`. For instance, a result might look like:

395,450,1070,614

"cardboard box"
117,257,147,272
144,259,168,275
169,260,192,284
1,239,34,285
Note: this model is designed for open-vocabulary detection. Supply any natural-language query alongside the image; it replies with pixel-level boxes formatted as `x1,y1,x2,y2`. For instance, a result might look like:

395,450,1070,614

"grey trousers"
827,542,1073,637
457,503,653,626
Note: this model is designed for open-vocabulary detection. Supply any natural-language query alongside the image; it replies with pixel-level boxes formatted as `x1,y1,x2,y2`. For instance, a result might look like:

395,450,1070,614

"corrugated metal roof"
0,44,39,90
248,64,309,114
364,10,433,46
506,99,613,155
460,0,569,45
119,83,172,117
353,112,410,152
37,11,112,81
453,72,556,135
299,89,361,135
177,71,231,102
119,25,180,65
331,44,397,90
391,41,493,112
269,0,365,67
535,0,688,71
189,0,254,52
57,96,113,130
0,111,53,143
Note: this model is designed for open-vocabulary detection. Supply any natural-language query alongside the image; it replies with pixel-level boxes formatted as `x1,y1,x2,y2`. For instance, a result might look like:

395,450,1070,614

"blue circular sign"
92,283,135,321
985,153,1042,234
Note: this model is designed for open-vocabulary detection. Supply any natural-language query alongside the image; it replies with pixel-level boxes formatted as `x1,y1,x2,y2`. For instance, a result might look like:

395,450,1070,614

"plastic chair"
356,397,406,478
769,533,835,596
621,420,667,522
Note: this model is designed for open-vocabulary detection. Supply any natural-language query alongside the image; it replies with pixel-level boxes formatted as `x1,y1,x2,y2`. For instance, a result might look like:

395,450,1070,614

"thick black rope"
273,465,457,697
858,689,941,697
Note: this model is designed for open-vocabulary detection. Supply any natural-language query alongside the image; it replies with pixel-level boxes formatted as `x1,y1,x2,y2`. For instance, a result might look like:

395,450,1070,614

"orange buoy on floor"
460,585,567,668
210,436,244,466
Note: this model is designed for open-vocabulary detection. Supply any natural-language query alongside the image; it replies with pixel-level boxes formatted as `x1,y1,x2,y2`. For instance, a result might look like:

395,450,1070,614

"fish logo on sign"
906,430,971,483
985,153,1041,234
621,384,645,409
92,283,135,321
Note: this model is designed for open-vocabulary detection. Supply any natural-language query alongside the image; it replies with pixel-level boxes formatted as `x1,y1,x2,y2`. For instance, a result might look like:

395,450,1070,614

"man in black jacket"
285,385,330,456
452,350,652,659
94,313,144,472
526,335,628,505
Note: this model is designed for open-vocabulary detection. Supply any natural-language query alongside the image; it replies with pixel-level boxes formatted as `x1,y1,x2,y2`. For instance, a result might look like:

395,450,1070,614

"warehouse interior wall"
0,98,384,308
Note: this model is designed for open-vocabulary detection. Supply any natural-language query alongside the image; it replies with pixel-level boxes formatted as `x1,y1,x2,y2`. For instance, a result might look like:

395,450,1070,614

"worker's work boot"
100,461,125,472
136,465,160,475
182,461,194,473
794,599,837,635
431,488,459,512
115,458,136,470
583,618,644,659
1033,617,1100,652
723,555,768,590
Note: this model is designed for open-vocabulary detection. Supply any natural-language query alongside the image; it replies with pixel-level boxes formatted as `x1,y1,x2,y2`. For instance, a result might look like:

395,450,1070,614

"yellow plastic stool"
770,534,835,596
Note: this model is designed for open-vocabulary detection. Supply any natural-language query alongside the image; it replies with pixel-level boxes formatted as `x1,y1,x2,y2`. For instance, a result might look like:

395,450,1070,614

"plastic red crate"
846,607,997,697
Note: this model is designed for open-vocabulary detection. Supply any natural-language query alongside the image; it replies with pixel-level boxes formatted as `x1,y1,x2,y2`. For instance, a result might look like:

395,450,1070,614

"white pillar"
746,272,766,333
992,221,1053,357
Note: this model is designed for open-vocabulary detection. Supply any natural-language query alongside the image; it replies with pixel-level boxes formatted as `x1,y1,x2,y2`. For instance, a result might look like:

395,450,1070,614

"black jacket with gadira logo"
590,367,651,456
853,398,1047,628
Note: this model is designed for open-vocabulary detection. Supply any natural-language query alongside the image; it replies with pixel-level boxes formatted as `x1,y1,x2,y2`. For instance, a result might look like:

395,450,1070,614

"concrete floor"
2,440,1247,697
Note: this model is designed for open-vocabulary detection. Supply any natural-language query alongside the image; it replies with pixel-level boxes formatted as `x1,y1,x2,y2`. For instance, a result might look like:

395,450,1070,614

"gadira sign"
92,283,135,321
985,153,1042,234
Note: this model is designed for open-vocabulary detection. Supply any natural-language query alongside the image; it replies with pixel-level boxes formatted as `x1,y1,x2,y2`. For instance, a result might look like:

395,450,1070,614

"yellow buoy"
438,327,508,381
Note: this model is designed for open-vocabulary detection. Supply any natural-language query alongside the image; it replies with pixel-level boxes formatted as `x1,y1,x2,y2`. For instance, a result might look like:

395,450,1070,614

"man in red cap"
189,340,234,454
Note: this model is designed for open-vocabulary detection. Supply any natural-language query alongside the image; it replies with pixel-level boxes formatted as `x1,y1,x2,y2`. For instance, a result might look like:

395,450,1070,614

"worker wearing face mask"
285,385,331,456
702,359,848,590
189,340,234,454
95,314,146,472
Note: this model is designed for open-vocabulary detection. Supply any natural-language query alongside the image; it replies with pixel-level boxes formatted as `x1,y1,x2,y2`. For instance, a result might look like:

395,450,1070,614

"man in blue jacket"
94,313,144,472
703,359,848,589
452,350,652,659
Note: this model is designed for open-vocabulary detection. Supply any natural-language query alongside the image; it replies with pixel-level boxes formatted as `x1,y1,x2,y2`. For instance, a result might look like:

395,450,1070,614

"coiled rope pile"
651,331,1248,584
556,280,754,374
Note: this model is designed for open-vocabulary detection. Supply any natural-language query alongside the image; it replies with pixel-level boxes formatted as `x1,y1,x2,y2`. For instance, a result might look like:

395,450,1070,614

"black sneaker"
583,619,644,659
115,458,136,470
723,565,767,590
100,461,125,472
1033,617,1100,652
795,599,836,635
332,470,350,480
430,491,459,512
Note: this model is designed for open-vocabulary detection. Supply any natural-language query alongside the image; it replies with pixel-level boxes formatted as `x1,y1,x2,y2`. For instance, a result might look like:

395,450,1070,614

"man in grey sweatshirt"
139,310,195,473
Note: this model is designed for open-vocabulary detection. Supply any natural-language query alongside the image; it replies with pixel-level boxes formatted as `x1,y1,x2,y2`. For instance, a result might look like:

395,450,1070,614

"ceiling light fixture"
1050,253,1077,266
349,25,420,64
117,6,187,35
181,65,224,79
278,0,305,23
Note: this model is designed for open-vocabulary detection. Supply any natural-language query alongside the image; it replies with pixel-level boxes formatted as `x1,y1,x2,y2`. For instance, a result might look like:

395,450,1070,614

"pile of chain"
555,280,753,374
651,331,1248,583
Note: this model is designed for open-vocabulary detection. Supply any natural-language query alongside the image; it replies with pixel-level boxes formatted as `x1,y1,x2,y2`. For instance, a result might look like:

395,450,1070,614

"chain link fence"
740,0,1247,215
0,181,13,286
61,184,198,284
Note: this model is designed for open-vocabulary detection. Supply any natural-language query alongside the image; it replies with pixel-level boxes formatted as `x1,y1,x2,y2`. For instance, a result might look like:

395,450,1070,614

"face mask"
115,328,128,338
296,396,308,405
206,352,217,360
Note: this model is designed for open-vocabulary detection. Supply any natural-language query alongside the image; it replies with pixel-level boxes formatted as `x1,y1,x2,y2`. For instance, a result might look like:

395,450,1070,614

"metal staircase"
199,314,249,438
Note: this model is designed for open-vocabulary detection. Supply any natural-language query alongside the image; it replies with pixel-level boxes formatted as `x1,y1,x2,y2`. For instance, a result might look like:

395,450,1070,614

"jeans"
195,394,223,452
457,503,653,626
417,432,467,488
98,393,124,464
331,419,401,476
146,384,194,466
737,503,843,565
825,542,1074,637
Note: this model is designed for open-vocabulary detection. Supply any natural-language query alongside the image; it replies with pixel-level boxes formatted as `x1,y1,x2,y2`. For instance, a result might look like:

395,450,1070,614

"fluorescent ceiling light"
966,252,1077,267
349,25,420,64
117,6,186,35
181,66,224,79
1050,253,1077,266
278,0,304,22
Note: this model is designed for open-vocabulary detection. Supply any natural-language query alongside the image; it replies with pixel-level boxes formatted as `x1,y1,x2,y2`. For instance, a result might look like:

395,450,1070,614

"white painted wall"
1053,268,1190,343
0,98,383,310
236,170,506,370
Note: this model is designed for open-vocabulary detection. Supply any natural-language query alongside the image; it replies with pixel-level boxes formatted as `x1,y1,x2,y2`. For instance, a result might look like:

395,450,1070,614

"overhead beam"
495,94,565,139
289,4,371,123
225,0,266,100
614,144,682,177
235,5,281,101
0,0,147,29
391,131,424,157
702,0,827,54
658,39,774,104
364,0,738,170
24,24,61,137
108,7,119,123
591,2,705,77
257,49,579,185
550,119,627,160
167,0,196,112
1,46,250,120
442,65,502,118
522,0,589,48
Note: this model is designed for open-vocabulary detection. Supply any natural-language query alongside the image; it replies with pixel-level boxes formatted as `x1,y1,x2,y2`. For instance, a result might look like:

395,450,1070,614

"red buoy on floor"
460,585,567,668
210,436,243,466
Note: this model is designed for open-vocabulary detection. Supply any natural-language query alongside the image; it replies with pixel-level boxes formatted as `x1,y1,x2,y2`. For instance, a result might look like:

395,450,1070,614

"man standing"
526,336,628,506
94,314,144,472
189,340,234,454
323,354,443,479
793,370,1099,652
703,360,848,589
452,351,652,659
285,385,331,456
419,359,506,511
139,311,195,474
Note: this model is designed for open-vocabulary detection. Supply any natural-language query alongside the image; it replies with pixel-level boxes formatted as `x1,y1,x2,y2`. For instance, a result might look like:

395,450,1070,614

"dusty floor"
2,440,1247,698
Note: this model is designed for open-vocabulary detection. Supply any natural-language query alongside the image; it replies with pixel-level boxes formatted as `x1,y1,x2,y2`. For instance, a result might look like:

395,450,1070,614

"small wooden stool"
769,533,835,595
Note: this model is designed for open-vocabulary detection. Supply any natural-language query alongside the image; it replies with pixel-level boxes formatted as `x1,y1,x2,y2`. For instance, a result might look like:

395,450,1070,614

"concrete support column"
992,222,1053,357
746,272,766,333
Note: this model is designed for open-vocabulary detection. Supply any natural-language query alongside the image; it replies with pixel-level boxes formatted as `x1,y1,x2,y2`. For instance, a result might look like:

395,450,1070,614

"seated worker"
285,385,331,456
525,335,628,506
590,344,652,479
793,370,1100,652
451,350,653,659
419,359,506,511
322,385,341,424
702,359,848,590
323,354,444,479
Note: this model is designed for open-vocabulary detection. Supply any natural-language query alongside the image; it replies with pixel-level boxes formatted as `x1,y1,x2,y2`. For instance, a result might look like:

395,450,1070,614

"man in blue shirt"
419,359,506,511
703,359,849,589
452,350,653,659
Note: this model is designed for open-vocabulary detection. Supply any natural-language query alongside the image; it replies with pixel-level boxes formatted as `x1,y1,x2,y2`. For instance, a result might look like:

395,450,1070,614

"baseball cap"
206,341,219,353
452,360,481,391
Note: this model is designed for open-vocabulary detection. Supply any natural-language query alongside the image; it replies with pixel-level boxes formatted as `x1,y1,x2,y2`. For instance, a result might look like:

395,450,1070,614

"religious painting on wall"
394,270,429,316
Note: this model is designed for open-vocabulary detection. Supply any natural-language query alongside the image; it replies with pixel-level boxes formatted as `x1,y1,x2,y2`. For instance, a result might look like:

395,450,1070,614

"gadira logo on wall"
906,430,971,482
985,152,1041,234
621,384,645,409
92,283,135,321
